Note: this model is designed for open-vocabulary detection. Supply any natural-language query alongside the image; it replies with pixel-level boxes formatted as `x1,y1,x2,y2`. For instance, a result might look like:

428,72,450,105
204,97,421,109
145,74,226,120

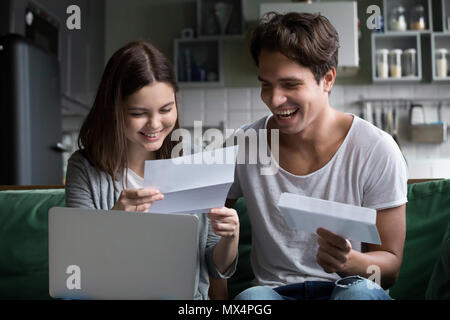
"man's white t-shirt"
227,114,408,287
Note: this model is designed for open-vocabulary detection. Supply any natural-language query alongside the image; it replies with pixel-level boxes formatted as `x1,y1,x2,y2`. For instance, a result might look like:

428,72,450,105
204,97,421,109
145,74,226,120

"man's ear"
322,68,336,93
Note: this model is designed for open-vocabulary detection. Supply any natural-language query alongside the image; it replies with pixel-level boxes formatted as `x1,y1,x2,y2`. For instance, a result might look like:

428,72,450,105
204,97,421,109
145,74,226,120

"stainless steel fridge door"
0,34,63,185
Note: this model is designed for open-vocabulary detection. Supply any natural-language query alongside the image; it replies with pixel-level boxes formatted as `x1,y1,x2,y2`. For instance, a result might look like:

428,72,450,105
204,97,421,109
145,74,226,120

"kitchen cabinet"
174,38,223,87
371,33,422,82
431,33,450,80
383,0,433,34
437,0,450,32
6,0,104,113
197,0,244,37
174,0,244,87
370,0,450,83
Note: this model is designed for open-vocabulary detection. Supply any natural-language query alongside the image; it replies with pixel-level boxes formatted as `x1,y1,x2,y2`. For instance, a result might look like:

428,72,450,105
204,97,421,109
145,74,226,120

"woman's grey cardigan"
65,150,237,300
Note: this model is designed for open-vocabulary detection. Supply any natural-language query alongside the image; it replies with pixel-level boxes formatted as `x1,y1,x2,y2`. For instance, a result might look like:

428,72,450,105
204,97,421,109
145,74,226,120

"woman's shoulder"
67,149,99,177
69,149,87,162
68,149,95,168
67,149,121,184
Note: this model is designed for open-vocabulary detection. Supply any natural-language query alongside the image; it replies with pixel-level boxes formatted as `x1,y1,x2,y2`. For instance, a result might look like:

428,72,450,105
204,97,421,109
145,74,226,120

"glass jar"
376,49,389,78
389,49,403,78
403,48,416,77
390,6,407,31
410,5,426,30
436,48,448,78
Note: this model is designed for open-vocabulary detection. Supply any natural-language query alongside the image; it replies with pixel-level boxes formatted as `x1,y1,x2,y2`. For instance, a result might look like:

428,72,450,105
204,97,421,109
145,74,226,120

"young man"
226,12,408,300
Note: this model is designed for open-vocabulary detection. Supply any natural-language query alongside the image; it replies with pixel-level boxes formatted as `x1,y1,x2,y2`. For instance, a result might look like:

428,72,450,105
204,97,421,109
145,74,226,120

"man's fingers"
317,237,347,264
316,228,349,251
316,252,337,273
316,250,342,273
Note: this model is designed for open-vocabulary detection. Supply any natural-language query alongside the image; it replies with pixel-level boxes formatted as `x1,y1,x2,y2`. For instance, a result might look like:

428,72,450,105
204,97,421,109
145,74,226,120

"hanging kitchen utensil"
386,107,393,135
410,103,425,125
372,101,378,128
381,104,386,131
392,106,400,145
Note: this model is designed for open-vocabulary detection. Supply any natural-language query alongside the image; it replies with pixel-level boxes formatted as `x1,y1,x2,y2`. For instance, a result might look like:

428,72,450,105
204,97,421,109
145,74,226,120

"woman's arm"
65,153,97,209
208,207,240,274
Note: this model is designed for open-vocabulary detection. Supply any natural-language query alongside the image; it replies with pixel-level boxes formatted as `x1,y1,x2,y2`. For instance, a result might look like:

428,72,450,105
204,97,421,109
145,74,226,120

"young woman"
65,41,239,300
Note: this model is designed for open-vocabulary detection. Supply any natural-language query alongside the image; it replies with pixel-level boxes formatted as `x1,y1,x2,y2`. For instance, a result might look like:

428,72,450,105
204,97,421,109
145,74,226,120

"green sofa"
1,180,449,300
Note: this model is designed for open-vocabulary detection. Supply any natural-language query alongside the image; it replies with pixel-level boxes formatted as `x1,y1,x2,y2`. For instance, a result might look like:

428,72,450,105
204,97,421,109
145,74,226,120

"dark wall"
0,0,11,36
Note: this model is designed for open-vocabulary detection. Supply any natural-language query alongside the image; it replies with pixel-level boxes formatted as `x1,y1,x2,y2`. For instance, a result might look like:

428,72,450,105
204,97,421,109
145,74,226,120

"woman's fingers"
128,193,164,206
115,188,164,212
208,207,239,237
135,203,152,212
212,221,238,232
208,207,237,219
124,188,161,199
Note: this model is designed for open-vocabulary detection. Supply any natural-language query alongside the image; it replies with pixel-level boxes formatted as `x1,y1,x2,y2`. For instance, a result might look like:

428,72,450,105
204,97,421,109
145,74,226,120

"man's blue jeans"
234,276,393,300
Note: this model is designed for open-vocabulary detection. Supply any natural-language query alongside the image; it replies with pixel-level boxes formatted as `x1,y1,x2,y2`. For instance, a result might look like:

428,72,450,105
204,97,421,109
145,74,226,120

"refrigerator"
0,34,63,185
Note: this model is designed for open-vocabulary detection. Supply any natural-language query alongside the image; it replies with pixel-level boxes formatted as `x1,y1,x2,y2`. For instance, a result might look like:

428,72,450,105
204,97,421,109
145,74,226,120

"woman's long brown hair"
78,41,181,190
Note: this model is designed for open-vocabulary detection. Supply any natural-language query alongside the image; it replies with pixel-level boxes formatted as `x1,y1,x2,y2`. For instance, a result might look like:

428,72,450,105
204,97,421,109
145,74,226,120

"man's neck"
267,105,353,176
275,105,340,152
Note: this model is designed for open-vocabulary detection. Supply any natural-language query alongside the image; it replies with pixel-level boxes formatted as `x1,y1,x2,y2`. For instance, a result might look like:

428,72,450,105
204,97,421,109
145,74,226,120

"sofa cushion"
227,198,255,299
425,219,450,299
388,179,450,300
0,189,65,299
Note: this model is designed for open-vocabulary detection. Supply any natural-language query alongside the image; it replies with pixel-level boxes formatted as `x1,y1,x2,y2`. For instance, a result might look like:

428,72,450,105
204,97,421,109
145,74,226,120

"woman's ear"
322,68,336,93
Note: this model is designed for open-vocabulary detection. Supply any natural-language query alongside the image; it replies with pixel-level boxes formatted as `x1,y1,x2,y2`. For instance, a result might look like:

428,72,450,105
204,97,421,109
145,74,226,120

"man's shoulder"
235,115,270,132
349,116,405,168
350,116,396,149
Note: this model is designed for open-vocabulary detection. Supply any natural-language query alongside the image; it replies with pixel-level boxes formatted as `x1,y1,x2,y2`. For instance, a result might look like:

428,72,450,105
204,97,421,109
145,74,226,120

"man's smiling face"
258,50,331,135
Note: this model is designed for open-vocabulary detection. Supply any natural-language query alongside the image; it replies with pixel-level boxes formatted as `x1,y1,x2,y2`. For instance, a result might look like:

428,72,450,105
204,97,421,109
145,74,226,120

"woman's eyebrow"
127,107,148,112
257,76,269,83
127,102,175,111
159,101,175,109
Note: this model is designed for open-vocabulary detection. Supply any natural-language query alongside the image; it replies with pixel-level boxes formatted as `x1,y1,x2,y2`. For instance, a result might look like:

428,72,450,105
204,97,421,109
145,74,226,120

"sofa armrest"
0,185,65,191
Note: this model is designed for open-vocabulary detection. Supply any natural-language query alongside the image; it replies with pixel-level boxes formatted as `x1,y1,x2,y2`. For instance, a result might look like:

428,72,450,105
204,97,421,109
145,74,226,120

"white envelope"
144,145,238,214
278,193,381,245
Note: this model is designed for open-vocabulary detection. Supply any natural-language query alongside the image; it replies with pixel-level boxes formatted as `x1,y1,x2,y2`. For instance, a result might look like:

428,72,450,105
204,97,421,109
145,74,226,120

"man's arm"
316,204,406,289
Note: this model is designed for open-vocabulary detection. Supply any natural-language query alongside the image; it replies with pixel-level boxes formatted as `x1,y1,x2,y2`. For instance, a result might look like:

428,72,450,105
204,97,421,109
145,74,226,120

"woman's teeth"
141,132,160,138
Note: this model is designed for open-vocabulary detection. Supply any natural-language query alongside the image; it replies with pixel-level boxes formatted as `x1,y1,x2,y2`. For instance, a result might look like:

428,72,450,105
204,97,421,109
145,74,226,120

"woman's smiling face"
124,82,178,157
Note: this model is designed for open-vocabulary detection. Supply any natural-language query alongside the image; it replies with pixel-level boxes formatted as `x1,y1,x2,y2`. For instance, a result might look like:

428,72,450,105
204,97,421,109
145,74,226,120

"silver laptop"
48,207,199,300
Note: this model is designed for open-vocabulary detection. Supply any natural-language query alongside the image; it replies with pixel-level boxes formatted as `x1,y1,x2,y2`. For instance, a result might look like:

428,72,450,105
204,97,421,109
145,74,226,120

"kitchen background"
1,0,450,185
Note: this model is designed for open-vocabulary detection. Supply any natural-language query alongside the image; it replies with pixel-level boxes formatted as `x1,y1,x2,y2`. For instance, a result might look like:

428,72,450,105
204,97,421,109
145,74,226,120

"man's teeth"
276,109,297,117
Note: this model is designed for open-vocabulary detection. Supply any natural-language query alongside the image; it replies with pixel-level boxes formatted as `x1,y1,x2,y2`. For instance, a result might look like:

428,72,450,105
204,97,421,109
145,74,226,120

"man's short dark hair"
249,12,340,84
